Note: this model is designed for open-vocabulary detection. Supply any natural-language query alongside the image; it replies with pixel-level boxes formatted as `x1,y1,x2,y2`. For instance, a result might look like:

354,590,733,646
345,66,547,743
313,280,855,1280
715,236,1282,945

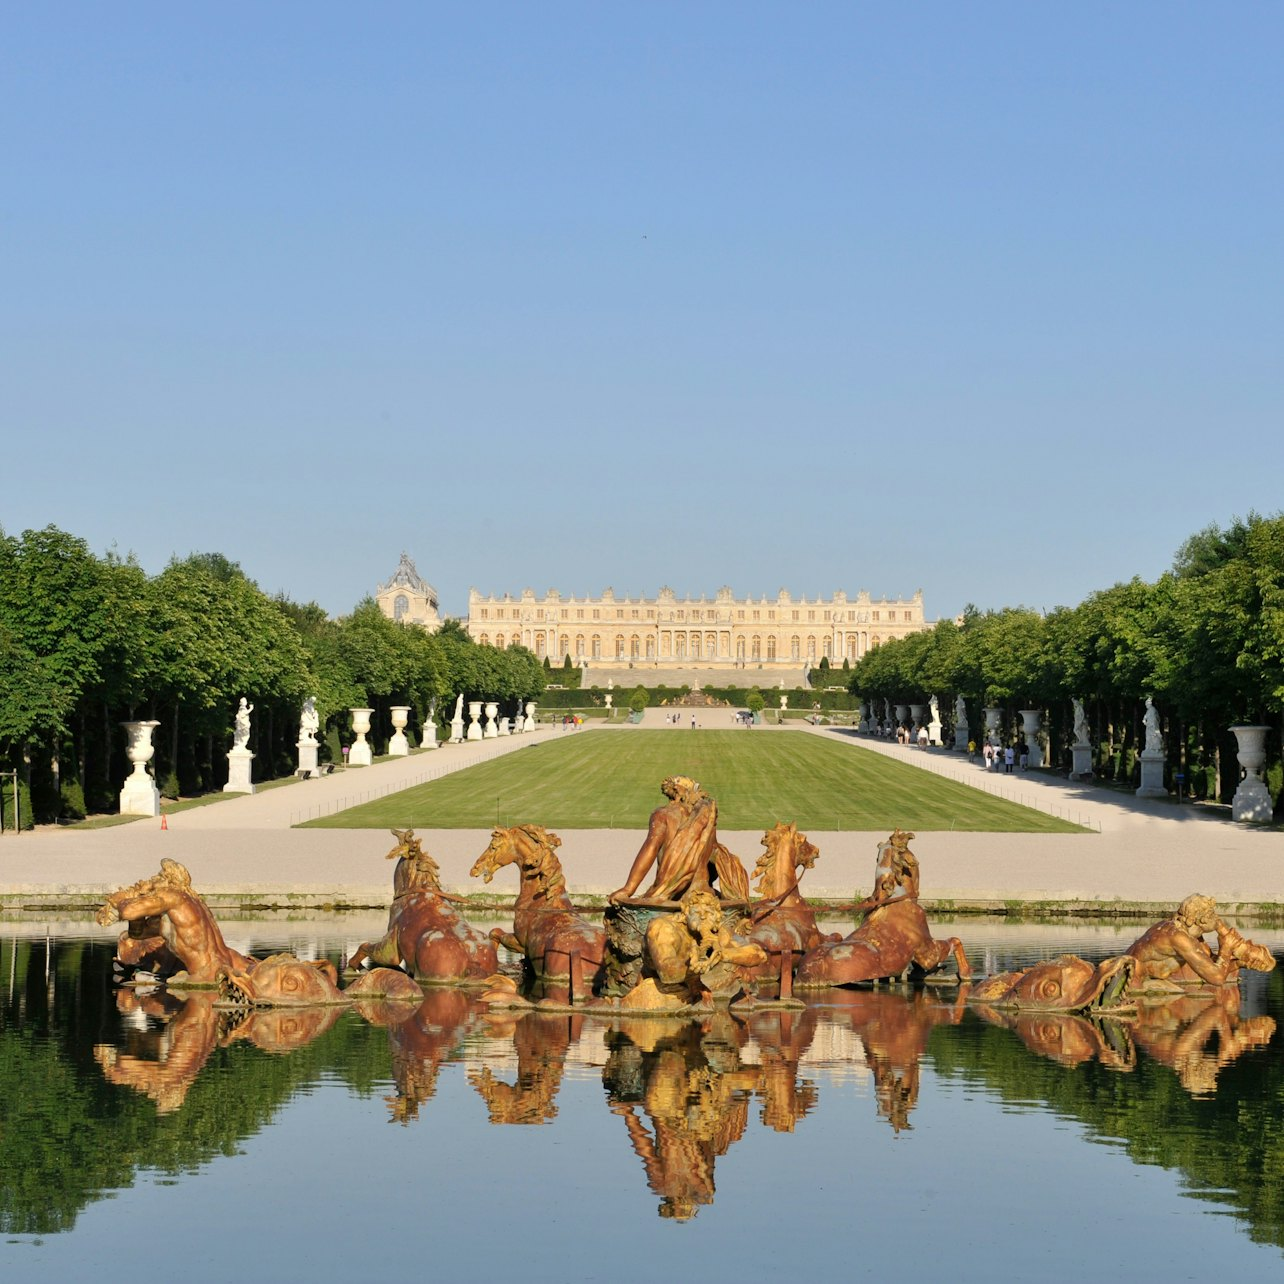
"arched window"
616,635,625,659
575,634,585,658
847,636,858,660
736,639,745,661
511,632,520,648
630,635,640,660
822,637,831,658
535,634,546,659
646,636,655,659
394,594,409,621
479,633,489,646
767,637,776,660
592,635,602,659
806,637,816,660
560,634,569,659
691,634,701,659
676,635,686,659
751,636,761,661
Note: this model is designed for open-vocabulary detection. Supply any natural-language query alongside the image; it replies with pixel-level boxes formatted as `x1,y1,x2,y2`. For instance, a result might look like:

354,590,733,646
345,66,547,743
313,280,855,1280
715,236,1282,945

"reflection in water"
4,930,1283,1257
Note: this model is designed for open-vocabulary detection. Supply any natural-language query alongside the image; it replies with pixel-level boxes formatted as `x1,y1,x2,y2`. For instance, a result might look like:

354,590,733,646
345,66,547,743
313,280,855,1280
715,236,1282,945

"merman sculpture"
795,829,971,987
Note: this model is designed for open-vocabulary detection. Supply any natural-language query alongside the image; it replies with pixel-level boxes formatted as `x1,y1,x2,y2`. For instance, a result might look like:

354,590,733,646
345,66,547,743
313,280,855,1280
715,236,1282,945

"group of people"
975,739,1030,773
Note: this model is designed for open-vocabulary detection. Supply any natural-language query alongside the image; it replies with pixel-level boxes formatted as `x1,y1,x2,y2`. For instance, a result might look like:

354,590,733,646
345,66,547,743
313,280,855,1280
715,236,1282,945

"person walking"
1004,745,1015,774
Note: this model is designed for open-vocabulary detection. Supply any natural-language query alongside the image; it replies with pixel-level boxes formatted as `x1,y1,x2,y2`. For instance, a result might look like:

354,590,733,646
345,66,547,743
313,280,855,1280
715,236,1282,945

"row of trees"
0,525,545,826
848,514,1284,806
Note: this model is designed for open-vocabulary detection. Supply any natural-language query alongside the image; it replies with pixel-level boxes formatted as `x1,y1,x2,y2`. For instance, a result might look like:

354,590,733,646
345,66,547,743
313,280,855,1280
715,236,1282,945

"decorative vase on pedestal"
389,706,410,756
1019,711,1045,769
483,702,498,738
1230,725,1273,823
895,704,908,731
119,720,162,817
523,701,537,732
349,708,374,766
983,707,1002,747
467,702,483,741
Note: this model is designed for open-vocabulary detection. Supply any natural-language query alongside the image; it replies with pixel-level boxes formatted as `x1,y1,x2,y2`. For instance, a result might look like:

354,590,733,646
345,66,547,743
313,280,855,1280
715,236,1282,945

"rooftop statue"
795,830,971,987
470,823,606,1000
348,829,498,984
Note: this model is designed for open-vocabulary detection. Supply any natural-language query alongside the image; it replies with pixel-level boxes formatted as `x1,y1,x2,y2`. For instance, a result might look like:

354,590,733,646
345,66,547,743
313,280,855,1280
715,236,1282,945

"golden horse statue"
470,824,607,1001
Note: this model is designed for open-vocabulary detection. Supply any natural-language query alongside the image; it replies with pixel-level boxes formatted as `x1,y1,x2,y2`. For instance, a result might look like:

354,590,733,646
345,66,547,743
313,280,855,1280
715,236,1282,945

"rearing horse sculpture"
470,824,606,1001
348,830,498,984
795,829,971,987
742,822,827,988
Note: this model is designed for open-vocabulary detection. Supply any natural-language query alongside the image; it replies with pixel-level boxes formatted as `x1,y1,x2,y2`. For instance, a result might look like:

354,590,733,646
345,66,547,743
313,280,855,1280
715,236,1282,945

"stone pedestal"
389,706,410,756
927,715,943,746
1136,750,1167,798
297,740,319,776
497,714,511,736
467,702,483,741
349,708,374,766
1070,744,1093,780
483,702,498,738
954,719,970,752
1019,711,1045,769
1230,725,1274,823
449,707,465,743
119,719,162,817
523,701,537,733
224,747,256,794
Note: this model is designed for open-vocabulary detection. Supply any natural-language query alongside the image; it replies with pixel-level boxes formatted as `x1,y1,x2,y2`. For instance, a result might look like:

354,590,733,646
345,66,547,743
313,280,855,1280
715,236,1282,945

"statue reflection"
969,1004,1137,1071
94,989,348,1113
605,1015,761,1220
94,988,218,1115
1132,989,1275,1098
380,989,478,1124
470,1012,581,1125
743,1008,820,1133
825,988,968,1133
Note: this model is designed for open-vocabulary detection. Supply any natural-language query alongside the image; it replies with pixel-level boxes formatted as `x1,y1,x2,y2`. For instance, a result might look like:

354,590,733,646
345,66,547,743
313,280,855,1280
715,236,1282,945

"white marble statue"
233,698,254,750
1072,698,1091,747
1143,697,1162,755
299,696,319,744
954,693,967,724
929,695,940,723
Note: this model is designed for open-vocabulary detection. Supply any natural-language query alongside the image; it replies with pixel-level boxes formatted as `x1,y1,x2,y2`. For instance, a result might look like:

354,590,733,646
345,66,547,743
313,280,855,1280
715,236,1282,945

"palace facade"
463,585,928,673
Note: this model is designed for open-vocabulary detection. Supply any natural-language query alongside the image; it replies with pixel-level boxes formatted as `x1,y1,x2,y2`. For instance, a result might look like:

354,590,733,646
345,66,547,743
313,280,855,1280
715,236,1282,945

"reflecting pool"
2,918,1283,1280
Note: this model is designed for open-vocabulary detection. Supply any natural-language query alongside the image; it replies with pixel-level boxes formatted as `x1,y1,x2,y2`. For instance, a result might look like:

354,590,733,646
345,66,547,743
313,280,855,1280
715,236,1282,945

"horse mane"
514,824,568,901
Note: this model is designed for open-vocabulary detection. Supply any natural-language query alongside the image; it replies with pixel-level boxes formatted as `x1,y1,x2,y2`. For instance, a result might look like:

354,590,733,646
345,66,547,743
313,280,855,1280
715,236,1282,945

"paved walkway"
1,723,1280,913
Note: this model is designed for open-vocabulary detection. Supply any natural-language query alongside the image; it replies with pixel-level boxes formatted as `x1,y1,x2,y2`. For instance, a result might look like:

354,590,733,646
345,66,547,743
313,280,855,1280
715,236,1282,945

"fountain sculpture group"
99,774,1276,1022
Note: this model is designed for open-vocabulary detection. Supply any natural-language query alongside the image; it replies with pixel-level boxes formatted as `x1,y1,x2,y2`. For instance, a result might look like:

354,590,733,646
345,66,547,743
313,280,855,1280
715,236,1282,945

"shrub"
629,686,649,713
160,770,181,800
60,780,87,821
0,778,34,831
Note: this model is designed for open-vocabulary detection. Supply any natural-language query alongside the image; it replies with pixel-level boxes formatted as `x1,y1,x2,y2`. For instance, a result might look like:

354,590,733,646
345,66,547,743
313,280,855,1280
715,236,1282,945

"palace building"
374,553,442,632
462,584,928,678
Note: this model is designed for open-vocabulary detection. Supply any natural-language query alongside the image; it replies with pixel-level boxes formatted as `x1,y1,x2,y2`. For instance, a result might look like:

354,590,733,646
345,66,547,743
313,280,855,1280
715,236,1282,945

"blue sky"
3,3,1281,620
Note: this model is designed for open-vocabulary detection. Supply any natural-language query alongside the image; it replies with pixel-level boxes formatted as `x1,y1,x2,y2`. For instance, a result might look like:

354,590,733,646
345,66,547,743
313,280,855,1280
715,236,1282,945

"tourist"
1004,745,1015,773
983,742,994,770
917,726,928,749
1018,739,1029,770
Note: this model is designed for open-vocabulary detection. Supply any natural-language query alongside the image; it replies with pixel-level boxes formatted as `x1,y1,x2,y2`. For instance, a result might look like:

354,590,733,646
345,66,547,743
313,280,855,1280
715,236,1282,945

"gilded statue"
795,830,971,986
1125,894,1275,991
470,823,606,999
743,821,826,981
349,829,499,984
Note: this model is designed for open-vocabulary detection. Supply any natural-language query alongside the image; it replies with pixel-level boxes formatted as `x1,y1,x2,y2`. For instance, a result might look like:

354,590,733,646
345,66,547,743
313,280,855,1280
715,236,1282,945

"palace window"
592,635,601,659
767,637,777,660
791,637,800,660
752,636,761,661
480,608,488,620
792,610,799,622
808,611,815,622
872,611,880,621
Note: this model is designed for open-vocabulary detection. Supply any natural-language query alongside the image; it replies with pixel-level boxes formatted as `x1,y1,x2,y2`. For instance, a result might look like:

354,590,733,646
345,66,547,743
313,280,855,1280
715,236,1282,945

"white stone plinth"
1071,744,1093,780
1019,711,1045,769
497,715,511,736
954,721,970,751
1230,725,1274,823
349,707,374,766
389,706,410,756
297,740,319,776
224,747,256,794
1136,750,1167,798
119,720,162,817
467,701,484,741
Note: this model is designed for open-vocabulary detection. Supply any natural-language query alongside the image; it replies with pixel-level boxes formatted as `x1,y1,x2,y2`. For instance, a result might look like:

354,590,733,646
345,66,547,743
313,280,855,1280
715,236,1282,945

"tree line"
0,525,545,825
848,513,1284,808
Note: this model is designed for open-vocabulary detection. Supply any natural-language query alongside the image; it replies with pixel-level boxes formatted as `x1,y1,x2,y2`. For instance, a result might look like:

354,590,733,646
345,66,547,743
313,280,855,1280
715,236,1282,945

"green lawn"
301,731,1085,832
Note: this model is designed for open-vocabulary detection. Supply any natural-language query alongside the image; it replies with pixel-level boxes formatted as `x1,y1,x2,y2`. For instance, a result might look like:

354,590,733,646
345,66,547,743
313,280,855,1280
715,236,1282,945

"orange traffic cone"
160,814,168,830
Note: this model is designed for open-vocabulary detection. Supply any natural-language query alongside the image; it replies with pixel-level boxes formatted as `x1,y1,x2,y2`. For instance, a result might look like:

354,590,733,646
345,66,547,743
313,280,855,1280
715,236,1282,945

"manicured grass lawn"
302,731,1084,832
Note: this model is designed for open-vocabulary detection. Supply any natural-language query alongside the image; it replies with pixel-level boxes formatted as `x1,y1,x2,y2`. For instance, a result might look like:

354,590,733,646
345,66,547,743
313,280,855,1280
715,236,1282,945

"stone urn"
895,703,908,730
983,707,1002,746
1230,725,1273,822
523,701,537,733
349,707,374,766
909,703,925,734
389,705,411,756
483,701,499,738
1019,710,1045,769
467,701,484,741
119,720,162,817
